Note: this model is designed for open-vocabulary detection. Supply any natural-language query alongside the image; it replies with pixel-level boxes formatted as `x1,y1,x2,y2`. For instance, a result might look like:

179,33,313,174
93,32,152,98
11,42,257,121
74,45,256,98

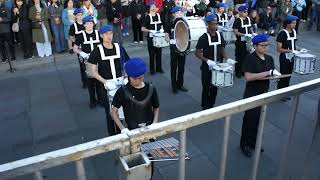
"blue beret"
285,15,299,22
171,6,182,13
99,25,113,34
252,34,269,45
73,8,83,15
83,16,94,23
238,5,248,12
125,58,147,77
216,2,225,8
205,13,218,22
148,1,156,6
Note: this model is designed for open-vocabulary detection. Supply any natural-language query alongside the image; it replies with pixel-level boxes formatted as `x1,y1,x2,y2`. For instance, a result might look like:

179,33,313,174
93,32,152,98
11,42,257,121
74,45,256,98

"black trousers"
132,19,143,42
87,78,103,105
235,41,249,77
0,32,15,60
147,42,162,73
170,47,186,90
19,28,33,58
292,10,302,33
101,88,120,135
78,56,88,86
277,55,294,89
201,64,218,110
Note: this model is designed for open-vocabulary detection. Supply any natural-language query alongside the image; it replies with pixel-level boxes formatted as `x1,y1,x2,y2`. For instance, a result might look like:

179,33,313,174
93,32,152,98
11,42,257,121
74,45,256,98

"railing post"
251,105,268,180
76,159,86,180
33,171,44,180
219,116,231,180
179,129,187,180
277,95,300,180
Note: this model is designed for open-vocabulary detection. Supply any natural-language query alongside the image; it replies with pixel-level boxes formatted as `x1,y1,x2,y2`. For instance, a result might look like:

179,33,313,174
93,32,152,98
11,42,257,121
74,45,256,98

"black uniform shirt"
69,22,84,37
242,52,275,98
88,43,129,80
196,31,226,64
276,30,297,51
216,13,228,26
74,30,101,54
112,82,160,130
233,17,252,41
142,13,162,44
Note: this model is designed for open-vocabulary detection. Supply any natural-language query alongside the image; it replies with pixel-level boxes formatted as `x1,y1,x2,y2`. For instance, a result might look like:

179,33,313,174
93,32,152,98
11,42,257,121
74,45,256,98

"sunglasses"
258,44,269,48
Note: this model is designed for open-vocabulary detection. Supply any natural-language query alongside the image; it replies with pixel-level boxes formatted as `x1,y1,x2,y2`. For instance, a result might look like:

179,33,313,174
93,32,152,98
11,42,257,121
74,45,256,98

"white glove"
300,48,308,53
207,59,216,68
121,128,130,134
123,77,128,85
150,30,157,34
226,59,236,65
292,50,300,55
79,51,89,59
159,28,164,33
270,69,281,76
245,34,252,38
104,81,117,90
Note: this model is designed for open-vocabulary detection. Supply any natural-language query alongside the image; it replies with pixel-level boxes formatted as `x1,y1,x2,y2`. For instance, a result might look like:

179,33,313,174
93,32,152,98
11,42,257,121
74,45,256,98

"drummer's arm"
195,49,209,62
221,47,228,62
141,26,152,32
153,108,160,124
111,106,126,130
73,44,82,54
244,71,270,81
277,42,292,53
90,63,108,84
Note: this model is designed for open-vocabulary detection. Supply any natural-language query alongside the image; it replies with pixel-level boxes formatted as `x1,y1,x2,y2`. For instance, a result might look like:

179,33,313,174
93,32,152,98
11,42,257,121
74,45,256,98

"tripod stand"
3,42,17,73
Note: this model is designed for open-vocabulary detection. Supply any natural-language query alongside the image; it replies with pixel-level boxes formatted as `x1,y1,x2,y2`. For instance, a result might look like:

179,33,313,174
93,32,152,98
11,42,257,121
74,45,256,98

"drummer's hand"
121,128,130,134
207,59,216,68
104,81,117,90
270,69,281,76
149,30,157,34
79,51,89,59
292,50,300,55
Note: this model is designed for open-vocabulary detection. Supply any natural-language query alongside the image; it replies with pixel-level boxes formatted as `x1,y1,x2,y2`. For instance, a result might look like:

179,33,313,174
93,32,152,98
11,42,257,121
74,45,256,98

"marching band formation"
70,0,316,161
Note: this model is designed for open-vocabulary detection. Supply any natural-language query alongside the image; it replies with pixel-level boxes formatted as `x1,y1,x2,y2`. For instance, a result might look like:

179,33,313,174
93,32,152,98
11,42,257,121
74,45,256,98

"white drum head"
296,53,316,58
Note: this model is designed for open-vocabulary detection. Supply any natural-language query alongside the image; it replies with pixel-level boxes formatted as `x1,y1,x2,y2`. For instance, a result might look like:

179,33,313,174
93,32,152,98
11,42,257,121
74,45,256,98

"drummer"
276,15,298,102
166,6,188,94
215,2,228,27
233,5,253,78
141,1,164,75
88,25,130,136
195,14,228,110
240,34,281,157
111,57,160,132
73,16,101,109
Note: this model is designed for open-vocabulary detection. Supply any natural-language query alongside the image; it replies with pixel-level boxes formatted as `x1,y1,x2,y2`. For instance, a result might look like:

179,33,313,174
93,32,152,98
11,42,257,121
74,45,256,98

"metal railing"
0,78,320,180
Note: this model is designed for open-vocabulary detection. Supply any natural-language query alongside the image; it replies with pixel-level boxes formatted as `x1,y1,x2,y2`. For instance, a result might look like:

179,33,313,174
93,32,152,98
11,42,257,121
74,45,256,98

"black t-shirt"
74,30,101,53
276,30,297,52
88,43,129,80
112,83,160,130
233,17,252,41
69,22,84,37
196,31,226,64
242,52,275,98
216,13,228,26
142,13,162,44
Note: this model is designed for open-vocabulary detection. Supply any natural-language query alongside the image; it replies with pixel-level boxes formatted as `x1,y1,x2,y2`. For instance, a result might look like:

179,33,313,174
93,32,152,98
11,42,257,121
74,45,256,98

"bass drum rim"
174,17,191,53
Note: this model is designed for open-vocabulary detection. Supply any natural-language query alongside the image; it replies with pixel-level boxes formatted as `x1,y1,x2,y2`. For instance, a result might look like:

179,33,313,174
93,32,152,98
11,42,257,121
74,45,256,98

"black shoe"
69,49,74,54
178,86,188,92
1,58,7,63
241,146,253,158
157,70,164,73
11,58,16,61
150,71,155,75
172,88,178,94
236,73,242,78
89,102,97,109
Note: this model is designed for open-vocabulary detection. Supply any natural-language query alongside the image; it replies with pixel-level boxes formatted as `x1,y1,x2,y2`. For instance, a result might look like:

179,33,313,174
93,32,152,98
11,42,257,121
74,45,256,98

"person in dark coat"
106,0,123,44
129,0,145,43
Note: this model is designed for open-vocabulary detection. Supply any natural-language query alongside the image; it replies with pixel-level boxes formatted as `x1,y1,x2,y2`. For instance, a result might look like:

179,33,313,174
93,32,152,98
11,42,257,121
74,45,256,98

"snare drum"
153,32,169,48
293,53,316,74
222,27,236,43
174,16,207,53
211,63,234,87
108,88,125,120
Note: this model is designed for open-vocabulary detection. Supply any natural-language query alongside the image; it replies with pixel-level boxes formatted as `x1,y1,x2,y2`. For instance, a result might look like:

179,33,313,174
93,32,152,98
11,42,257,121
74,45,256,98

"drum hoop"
174,17,191,53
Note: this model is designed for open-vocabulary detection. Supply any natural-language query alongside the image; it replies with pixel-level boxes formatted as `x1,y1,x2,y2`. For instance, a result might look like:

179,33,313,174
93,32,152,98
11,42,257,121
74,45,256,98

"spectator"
249,9,259,33
129,0,145,43
82,0,97,23
292,0,306,33
302,0,312,21
62,0,75,53
276,0,293,33
48,0,66,53
207,0,217,13
92,0,108,29
226,8,235,28
234,0,246,13
308,0,320,30
260,6,277,34
121,0,130,36
12,0,33,59
0,0,15,63
161,0,175,26
29,0,53,57
106,0,122,44
225,0,234,11
256,0,272,13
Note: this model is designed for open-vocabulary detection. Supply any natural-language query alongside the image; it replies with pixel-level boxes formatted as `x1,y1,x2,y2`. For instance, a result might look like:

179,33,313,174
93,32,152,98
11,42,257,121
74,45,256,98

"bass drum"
174,16,207,53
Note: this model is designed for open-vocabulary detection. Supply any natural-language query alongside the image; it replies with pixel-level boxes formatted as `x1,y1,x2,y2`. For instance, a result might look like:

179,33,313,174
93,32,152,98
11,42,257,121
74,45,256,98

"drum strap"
206,32,221,62
240,17,251,35
74,22,82,35
148,13,162,31
98,43,121,79
82,30,100,52
122,84,154,108
217,13,228,27
281,29,297,51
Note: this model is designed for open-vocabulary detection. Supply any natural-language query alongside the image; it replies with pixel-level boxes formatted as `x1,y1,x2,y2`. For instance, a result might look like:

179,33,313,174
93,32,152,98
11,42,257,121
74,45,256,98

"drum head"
174,19,190,53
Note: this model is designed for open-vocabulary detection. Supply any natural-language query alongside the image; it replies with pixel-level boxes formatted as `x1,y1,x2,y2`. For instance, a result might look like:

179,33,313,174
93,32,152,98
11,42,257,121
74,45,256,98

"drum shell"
222,28,236,43
108,88,125,120
152,35,170,48
211,69,234,87
293,53,316,74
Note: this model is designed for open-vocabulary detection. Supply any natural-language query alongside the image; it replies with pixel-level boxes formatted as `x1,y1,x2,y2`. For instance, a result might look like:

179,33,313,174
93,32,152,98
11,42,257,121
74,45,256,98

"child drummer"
195,14,228,110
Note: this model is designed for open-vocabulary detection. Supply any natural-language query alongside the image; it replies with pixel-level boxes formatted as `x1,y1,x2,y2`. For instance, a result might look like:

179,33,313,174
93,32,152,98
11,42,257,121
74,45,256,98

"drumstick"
260,74,292,80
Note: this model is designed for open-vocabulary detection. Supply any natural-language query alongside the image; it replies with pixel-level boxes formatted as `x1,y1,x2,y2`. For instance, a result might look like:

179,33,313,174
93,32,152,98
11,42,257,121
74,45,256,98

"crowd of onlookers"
0,0,319,63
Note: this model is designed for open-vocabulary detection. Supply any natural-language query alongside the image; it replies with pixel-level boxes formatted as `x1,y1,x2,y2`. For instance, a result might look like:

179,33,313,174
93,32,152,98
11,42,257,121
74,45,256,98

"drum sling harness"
98,43,121,79
240,17,251,35
206,31,222,62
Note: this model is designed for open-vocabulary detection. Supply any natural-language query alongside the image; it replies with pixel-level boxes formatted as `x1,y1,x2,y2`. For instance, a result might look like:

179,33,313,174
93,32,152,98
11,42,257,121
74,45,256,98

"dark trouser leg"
87,78,97,104
293,10,302,32
96,80,104,104
170,49,178,90
0,33,7,60
177,54,186,88
7,33,15,60
138,21,143,41
240,106,261,149
155,47,162,72
20,28,33,57
201,65,218,110
78,57,88,86
132,19,138,42
148,45,156,73
0,32,15,60
102,89,119,135
277,57,294,89
235,41,248,77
